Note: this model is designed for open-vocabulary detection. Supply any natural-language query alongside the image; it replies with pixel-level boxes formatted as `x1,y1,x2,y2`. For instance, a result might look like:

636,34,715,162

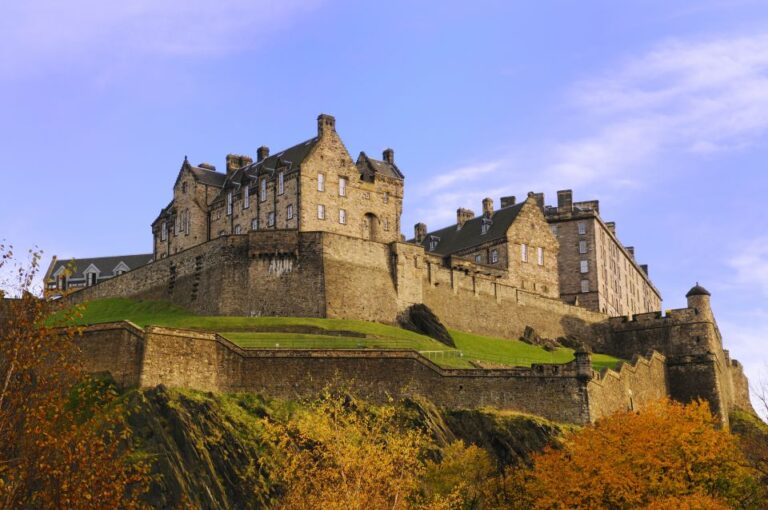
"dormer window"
428,235,440,252
86,272,97,286
481,218,492,235
58,275,67,290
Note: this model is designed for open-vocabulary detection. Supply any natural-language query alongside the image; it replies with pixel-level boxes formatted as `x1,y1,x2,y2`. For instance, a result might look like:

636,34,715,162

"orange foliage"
519,399,763,509
0,245,148,509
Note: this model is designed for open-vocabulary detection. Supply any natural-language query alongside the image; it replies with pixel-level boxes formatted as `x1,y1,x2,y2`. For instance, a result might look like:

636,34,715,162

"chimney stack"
606,222,616,236
557,189,573,212
317,113,336,137
482,197,494,218
257,146,270,162
527,192,545,211
500,196,516,208
626,246,635,260
640,264,648,276
414,223,427,243
383,148,394,164
226,154,253,177
456,208,474,229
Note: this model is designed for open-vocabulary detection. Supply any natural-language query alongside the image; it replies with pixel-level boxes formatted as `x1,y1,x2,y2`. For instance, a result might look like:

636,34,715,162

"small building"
43,254,153,298
543,190,662,316
412,194,560,299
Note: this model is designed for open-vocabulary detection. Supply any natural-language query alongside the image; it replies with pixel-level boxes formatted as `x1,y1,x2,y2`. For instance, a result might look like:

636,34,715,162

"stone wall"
75,322,612,423
586,352,668,421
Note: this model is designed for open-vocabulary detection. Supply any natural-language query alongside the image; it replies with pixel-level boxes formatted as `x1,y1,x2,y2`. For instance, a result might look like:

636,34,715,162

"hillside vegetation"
69,298,622,370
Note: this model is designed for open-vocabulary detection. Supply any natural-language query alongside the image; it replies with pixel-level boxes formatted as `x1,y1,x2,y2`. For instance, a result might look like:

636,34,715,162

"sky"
1,1,767,410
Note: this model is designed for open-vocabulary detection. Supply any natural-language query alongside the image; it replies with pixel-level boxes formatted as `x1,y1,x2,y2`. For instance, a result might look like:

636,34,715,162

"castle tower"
686,283,712,319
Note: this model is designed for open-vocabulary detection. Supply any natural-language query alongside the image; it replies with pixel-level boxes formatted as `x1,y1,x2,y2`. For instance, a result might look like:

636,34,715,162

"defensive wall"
77,321,669,425
65,231,754,424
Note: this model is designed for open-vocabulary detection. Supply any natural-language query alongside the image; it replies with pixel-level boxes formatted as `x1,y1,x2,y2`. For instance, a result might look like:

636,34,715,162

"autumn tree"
0,244,148,509
515,399,764,510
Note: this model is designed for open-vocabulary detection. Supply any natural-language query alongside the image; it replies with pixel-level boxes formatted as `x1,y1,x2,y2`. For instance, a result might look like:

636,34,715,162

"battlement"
606,307,703,329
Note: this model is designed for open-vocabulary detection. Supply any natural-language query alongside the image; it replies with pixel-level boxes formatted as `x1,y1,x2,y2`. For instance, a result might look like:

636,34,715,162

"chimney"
198,163,216,171
383,148,394,164
500,196,516,208
640,264,648,276
317,113,336,137
626,246,635,260
528,192,545,211
456,208,474,229
557,189,573,212
257,146,270,162
226,154,253,176
482,197,494,218
414,223,427,243
606,222,616,236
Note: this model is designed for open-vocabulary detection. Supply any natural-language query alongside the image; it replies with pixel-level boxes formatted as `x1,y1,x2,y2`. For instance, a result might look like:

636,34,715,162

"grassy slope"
69,298,622,370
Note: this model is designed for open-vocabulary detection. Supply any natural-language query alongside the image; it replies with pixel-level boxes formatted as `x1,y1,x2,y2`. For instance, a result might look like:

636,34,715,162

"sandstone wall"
586,352,668,421
75,322,145,387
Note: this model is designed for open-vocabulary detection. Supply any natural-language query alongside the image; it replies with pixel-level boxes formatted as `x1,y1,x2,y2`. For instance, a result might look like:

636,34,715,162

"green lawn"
65,298,622,371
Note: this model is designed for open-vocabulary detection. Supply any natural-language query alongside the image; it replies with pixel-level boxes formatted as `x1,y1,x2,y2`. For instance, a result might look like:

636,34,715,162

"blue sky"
2,1,767,408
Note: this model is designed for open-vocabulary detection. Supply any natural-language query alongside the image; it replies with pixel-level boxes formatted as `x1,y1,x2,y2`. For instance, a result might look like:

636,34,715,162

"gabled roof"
415,202,526,255
356,152,404,180
190,166,227,187
48,254,153,280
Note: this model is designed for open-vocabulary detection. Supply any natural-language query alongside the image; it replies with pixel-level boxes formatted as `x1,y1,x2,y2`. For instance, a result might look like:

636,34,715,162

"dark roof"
190,166,227,187
356,152,404,180
685,283,711,297
49,254,153,280
416,202,526,255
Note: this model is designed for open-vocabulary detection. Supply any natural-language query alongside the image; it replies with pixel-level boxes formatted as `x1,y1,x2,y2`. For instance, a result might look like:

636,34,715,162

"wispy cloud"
729,237,768,297
0,0,322,77
415,32,768,225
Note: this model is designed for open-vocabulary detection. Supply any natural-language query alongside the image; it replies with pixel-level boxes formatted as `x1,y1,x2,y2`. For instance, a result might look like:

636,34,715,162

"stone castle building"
50,114,753,426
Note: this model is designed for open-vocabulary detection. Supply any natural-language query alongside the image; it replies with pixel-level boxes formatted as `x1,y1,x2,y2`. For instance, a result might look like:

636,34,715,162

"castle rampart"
75,322,670,425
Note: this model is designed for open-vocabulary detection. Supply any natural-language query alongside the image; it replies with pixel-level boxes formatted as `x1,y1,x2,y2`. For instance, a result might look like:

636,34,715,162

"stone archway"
362,212,380,241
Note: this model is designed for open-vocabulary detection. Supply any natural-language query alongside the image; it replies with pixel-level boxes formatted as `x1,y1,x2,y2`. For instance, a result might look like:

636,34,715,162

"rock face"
401,304,455,347
126,387,565,509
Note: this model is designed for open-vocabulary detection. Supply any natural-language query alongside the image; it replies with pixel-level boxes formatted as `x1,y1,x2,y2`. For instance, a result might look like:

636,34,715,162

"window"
550,224,558,236
383,191,389,203
429,238,439,251
251,218,258,231
339,177,347,196
243,186,250,209
581,280,590,293
481,220,491,234
579,240,587,254
116,270,125,276
577,222,586,235
58,275,68,290
491,249,499,263
234,225,241,234
161,222,167,241
537,247,544,266
185,209,190,235
580,260,589,273
278,172,284,195
227,192,233,216
339,208,347,224
383,218,389,231
86,273,97,286
521,243,528,262
268,212,275,227
260,179,267,201
475,254,482,263
287,204,294,220
317,204,325,220
318,173,325,192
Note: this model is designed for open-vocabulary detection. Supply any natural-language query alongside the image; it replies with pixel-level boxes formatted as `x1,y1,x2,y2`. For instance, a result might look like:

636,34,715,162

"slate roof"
190,166,227,187
686,283,711,297
416,202,526,255
48,254,153,280
356,152,404,180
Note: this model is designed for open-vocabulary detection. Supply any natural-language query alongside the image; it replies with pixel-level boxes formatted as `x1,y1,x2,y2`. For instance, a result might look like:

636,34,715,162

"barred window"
243,186,250,209
491,249,499,263
268,212,275,227
318,173,325,192
339,208,347,224
317,204,325,220
287,204,294,220
260,179,267,201
580,260,589,273
278,172,284,195
521,244,528,262
227,192,233,215
339,177,348,197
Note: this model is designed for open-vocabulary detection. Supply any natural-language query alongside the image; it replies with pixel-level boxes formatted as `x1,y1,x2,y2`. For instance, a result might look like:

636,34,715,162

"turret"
686,283,712,316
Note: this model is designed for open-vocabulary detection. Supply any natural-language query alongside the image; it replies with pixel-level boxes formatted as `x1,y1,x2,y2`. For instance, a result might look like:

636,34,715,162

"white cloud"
729,237,768,297
415,33,768,214
0,0,323,77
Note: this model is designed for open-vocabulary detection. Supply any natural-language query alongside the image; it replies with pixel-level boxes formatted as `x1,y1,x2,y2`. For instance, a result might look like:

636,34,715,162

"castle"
49,114,752,426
